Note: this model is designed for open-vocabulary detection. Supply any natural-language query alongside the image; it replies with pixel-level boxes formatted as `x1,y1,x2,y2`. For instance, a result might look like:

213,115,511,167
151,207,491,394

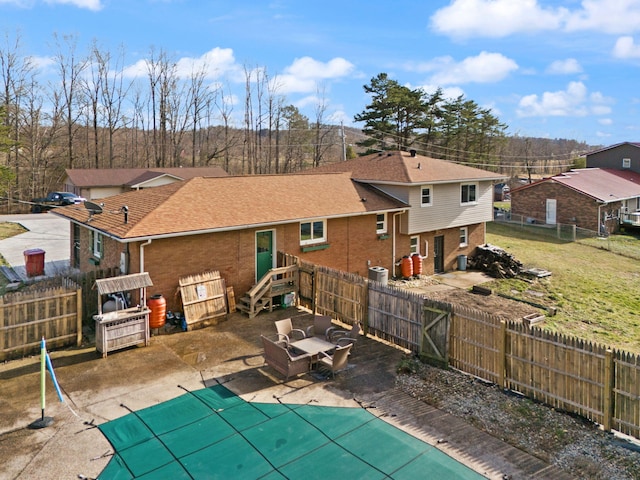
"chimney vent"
409,149,417,157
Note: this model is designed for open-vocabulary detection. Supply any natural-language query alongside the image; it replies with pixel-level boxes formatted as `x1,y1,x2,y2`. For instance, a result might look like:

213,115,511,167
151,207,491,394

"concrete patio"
0,307,574,480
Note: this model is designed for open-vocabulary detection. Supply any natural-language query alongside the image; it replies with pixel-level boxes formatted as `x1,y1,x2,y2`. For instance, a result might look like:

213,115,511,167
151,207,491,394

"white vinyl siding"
399,181,494,234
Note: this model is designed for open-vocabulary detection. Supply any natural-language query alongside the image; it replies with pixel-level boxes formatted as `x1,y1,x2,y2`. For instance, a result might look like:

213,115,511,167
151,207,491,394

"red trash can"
24,248,45,277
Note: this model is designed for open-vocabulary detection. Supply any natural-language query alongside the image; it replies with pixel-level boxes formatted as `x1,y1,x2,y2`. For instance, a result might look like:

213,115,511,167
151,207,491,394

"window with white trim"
91,230,103,258
461,183,477,204
376,213,387,234
300,220,326,245
459,227,468,247
623,158,631,168
410,235,420,254
421,186,432,206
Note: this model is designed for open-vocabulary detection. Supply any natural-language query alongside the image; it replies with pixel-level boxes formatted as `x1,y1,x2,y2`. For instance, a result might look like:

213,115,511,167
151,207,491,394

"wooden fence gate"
421,305,451,366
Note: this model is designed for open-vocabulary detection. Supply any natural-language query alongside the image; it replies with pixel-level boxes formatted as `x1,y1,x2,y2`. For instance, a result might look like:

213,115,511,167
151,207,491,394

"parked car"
31,191,85,213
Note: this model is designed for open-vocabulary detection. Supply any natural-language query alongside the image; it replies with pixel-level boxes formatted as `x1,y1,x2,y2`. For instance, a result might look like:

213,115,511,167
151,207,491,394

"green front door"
256,230,274,281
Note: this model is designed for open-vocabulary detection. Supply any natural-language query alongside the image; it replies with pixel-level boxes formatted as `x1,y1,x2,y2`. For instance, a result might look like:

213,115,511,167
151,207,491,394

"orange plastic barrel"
147,294,167,329
411,253,423,276
400,256,413,278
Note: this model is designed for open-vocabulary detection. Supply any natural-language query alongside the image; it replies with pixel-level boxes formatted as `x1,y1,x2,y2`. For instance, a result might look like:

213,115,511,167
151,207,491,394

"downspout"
392,211,405,278
139,239,152,273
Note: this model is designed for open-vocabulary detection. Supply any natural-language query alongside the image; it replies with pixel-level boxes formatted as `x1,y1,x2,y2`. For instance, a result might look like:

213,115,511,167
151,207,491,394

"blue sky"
2,0,640,147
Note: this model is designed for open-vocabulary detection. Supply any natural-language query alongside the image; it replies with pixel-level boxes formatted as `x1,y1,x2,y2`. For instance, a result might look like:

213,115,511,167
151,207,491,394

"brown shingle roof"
310,150,505,184
65,167,228,187
54,173,408,240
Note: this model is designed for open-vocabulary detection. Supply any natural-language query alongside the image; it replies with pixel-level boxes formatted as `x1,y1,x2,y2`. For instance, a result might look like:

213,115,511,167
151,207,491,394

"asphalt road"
0,212,71,281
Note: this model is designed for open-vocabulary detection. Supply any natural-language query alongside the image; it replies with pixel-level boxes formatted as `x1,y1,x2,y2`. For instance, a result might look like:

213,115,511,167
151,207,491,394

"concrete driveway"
0,213,71,281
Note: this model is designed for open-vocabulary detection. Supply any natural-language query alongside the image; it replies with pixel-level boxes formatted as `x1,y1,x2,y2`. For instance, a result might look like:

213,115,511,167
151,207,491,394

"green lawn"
486,222,640,353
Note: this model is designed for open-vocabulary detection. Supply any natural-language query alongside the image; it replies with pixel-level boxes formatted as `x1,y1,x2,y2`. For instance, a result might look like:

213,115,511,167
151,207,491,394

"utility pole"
341,121,347,161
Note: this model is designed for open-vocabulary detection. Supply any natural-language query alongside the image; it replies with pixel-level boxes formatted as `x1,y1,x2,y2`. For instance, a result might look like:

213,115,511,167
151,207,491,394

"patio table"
290,337,336,366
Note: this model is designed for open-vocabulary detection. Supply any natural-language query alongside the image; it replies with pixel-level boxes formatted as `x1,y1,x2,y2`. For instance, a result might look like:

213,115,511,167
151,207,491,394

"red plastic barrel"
411,253,423,276
400,256,413,278
147,294,167,329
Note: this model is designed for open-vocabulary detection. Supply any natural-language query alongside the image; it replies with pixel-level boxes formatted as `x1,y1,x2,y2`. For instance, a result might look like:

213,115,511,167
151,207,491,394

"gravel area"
396,359,640,480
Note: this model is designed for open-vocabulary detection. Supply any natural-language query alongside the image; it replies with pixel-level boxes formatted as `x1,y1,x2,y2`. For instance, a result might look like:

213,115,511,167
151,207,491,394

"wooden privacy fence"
450,308,640,440
314,265,366,327
281,254,640,441
0,279,82,361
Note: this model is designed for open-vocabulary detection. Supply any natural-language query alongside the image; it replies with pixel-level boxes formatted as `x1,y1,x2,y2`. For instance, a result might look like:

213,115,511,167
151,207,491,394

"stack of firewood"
468,244,523,278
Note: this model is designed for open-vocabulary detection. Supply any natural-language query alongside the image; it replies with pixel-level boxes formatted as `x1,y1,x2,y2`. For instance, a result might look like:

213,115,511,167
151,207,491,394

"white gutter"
69,207,409,244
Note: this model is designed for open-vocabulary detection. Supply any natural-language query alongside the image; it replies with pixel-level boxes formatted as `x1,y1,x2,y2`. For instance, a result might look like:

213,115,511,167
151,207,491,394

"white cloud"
598,118,613,125
284,57,354,80
414,51,518,85
44,0,102,11
431,0,640,39
430,0,565,39
175,48,238,79
275,57,355,94
415,84,466,100
546,58,582,75
516,81,612,117
564,0,640,34
613,36,640,58
122,48,239,80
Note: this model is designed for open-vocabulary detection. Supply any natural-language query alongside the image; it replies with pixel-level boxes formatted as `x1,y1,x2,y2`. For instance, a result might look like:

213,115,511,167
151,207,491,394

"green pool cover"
98,384,485,479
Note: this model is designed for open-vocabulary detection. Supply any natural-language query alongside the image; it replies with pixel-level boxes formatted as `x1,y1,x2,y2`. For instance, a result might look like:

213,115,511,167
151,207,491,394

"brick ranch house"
63,166,228,200
510,142,640,234
53,150,504,312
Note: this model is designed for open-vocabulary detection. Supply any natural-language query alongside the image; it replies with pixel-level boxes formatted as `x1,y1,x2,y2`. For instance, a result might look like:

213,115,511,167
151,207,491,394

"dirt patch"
425,288,541,320
390,275,542,321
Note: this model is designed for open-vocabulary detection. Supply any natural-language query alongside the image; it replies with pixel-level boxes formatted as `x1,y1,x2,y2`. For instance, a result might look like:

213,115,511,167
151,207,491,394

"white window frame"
461,183,478,205
376,213,387,234
410,235,420,255
92,230,103,258
623,158,631,168
420,186,432,206
300,219,326,245
459,227,468,247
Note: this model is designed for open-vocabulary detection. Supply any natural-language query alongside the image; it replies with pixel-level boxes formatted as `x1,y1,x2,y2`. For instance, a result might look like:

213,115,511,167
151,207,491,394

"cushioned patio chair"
329,321,362,349
305,315,334,340
275,318,306,344
261,335,312,380
317,343,353,378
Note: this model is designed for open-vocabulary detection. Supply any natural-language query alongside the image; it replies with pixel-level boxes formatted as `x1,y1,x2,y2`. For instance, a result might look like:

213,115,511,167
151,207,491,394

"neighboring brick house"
510,168,640,233
53,150,503,311
63,166,228,200
511,142,640,233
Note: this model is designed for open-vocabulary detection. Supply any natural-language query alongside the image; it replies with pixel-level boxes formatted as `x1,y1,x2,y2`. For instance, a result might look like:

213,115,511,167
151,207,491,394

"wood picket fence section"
281,254,640,442
449,305,506,385
505,323,610,427
0,279,82,361
612,351,640,438
368,281,433,352
278,253,314,310
314,265,366,327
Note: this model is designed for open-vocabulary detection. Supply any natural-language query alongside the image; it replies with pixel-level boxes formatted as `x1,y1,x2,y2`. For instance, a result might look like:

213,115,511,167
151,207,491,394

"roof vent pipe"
409,149,417,157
